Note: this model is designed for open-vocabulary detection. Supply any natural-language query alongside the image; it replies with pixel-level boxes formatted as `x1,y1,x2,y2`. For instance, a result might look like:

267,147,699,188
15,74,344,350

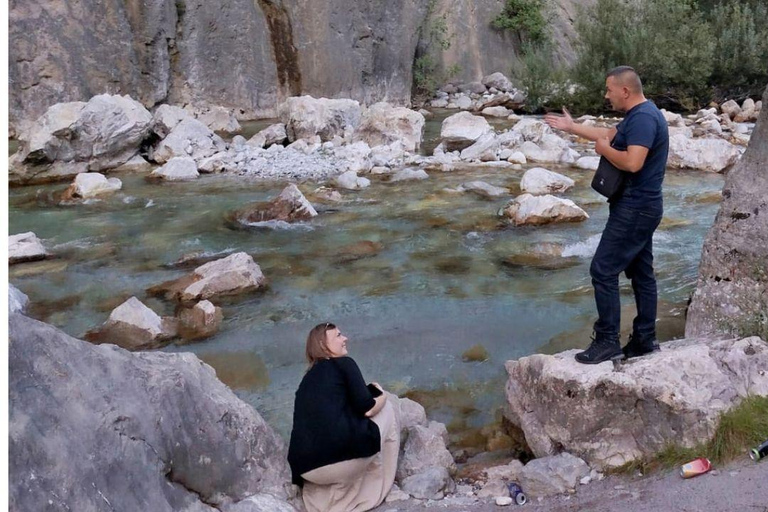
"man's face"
604,76,627,112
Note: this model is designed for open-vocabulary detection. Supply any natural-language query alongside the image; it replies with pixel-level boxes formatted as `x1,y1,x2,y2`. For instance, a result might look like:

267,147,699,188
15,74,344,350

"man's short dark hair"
606,66,643,94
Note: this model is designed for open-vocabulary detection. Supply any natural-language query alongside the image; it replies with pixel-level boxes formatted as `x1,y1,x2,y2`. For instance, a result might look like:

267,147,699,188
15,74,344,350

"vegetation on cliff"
508,0,768,113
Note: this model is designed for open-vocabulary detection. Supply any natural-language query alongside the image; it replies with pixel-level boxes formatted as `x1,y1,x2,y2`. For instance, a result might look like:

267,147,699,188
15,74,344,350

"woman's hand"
365,386,387,418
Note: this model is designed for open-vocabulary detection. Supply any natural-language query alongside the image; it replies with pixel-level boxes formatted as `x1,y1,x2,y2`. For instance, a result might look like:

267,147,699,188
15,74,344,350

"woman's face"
325,327,348,357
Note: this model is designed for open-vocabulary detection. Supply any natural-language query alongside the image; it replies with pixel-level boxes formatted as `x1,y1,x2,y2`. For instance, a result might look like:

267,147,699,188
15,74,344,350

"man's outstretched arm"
544,108,616,142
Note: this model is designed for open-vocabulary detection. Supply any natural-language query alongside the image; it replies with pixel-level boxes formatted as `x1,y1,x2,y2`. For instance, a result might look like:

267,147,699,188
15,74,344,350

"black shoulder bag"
591,156,627,200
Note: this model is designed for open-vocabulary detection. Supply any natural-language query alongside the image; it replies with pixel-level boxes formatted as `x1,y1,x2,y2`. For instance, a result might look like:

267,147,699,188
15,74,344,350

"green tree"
491,0,550,46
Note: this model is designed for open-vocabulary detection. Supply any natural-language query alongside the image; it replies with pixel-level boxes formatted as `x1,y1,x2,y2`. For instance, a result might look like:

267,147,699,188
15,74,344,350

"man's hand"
544,107,574,133
595,136,612,155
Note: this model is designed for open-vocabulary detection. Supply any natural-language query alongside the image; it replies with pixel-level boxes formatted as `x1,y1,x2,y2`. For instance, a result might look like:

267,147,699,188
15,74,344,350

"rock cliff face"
9,0,583,130
424,0,587,84
9,313,293,510
686,84,768,340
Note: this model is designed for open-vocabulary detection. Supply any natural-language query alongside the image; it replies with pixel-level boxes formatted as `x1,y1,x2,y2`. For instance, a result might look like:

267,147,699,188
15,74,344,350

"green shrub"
572,0,714,111
708,1,768,97
510,43,572,113
492,0,550,46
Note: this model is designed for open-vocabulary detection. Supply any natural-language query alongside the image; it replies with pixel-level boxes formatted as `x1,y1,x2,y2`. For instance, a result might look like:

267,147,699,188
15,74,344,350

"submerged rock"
233,184,318,225
9,232,48,264
457,181,509,198
504,336,768,469
502,194,588,226
177,300,224,342
149,252,267,303
9,314,292,510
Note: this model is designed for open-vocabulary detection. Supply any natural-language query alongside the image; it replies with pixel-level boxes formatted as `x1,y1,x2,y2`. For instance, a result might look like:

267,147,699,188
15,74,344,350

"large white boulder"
151,157,200,181
64,172,122,199
502,194,588,226
279,95,362,142
520,167,575,195
9,232,48,264
520,137,575,164
440,112,492,152
150,252,268,303
353,102,425,152
511,118,551,143
152,104,192,138
194,105,241,134
15,94,152,172
152,118,227,164
481,72,515,92
504,336,768,469
719,99,741,118
668,134,742,172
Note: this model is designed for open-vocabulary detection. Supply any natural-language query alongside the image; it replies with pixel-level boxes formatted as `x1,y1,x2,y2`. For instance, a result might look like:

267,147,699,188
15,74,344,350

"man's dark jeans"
590,202,663,340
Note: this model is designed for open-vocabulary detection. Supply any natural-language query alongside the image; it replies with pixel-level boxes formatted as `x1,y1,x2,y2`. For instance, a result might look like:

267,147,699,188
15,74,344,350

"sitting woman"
288,322,400,512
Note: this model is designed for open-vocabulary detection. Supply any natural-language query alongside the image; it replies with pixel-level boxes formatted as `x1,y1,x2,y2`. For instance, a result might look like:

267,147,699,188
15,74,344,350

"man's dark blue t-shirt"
610,100,669,209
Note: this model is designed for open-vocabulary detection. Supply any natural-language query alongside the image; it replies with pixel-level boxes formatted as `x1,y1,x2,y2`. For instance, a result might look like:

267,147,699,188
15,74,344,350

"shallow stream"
8,115,725,446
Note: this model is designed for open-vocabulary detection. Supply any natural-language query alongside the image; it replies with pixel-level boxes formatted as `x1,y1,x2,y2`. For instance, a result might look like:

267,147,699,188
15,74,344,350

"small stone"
495,496,513,506
579,476,591,485
614,485,625,490
710,469,720,476
729,471,739,477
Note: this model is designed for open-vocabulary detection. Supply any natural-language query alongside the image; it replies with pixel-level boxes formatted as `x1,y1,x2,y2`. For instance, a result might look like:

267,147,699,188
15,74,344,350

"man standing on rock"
545,66,669,364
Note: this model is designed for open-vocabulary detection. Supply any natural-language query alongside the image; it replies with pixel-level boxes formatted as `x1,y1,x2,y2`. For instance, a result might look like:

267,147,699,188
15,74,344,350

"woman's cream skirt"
301,400,400,512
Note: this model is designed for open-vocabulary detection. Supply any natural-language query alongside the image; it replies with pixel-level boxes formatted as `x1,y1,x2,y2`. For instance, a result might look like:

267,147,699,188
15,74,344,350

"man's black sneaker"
575,335,623,364
622,333,660,359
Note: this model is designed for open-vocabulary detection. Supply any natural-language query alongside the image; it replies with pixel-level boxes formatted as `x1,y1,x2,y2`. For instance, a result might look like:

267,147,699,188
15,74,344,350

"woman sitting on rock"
288,322,400,512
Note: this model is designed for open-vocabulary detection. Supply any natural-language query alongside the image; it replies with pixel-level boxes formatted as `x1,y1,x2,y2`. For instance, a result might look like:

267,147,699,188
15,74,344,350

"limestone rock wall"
423,0,589,84
686,84,768,340
9,0,584,130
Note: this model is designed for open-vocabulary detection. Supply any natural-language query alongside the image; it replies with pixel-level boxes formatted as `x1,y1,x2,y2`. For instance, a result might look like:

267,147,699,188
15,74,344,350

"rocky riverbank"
9,81,768,510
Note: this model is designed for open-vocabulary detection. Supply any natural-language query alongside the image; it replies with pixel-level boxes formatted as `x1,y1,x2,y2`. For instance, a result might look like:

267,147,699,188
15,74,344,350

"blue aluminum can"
507,482,527,505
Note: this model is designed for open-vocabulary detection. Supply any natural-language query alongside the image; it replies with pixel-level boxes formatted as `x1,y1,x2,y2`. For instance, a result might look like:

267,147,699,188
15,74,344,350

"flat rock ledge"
504,336,768,470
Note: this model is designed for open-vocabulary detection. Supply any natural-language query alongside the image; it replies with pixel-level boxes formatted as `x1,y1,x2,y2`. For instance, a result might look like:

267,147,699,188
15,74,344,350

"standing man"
544,66,669,364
